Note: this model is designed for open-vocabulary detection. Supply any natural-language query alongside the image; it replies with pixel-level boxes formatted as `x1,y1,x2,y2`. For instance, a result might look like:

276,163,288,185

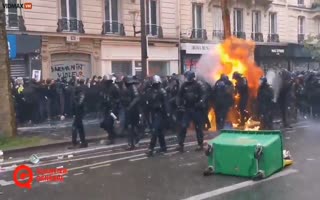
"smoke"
195,45,222,86
266,69,282,102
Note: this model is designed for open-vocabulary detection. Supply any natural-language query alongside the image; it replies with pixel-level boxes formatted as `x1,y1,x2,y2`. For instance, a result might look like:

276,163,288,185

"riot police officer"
121,76,141,150
146,75,168,157
212,76,234,130
257,77,274,130
176,71,207,152
69,79,87,149
100,76,121,145
232,72,249,126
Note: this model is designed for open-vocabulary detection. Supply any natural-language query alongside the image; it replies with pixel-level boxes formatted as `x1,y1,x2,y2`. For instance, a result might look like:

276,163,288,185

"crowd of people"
10,69,320,156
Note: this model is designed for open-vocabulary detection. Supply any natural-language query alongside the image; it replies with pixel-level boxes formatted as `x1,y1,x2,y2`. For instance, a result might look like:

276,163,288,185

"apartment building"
5,0,179,79
179,0,320,73
4,0,320,78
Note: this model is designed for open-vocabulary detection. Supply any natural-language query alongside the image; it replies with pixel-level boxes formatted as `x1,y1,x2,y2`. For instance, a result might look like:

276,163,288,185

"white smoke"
195,45,222,86
266,69,282,102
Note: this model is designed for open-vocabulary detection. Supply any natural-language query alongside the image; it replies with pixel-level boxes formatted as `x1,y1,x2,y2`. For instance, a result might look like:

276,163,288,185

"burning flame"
209,37,264,131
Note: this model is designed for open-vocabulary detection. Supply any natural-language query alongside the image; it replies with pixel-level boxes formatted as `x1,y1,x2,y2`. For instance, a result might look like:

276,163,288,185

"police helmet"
232,72,241,80
152,75,162,84
185,71,195,82
260,76,267,85
124,75,134,84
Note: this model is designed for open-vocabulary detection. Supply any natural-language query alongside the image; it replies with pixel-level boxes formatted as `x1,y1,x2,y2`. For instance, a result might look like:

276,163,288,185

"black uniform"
233,73,249,126
176,71,206,152
257,78,274,130
100,80,120,144
121,76,141,150
71,82,87,148
212,78,234,130
146,80,168,156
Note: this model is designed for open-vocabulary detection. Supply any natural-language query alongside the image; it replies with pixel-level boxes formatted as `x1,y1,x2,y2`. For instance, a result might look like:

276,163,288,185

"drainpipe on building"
177,0,181,74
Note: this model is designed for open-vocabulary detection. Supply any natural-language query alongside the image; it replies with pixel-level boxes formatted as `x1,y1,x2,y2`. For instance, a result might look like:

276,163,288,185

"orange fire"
209,37,264,131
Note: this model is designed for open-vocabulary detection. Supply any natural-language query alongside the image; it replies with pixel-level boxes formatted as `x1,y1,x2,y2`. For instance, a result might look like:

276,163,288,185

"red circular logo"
13,165,33,189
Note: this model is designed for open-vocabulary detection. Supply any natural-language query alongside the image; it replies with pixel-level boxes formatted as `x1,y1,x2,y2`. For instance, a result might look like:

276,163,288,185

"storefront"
254,44,289,73
41,36,101,80
7,34,41,78
255,43,316,72
180,43,218,73
101,41,179,77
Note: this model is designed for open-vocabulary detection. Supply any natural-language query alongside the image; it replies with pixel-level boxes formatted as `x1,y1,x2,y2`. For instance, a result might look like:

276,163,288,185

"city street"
0,120,319,200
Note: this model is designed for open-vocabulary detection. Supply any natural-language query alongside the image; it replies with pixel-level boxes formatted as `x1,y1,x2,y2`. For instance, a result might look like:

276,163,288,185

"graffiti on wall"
51,62,89,80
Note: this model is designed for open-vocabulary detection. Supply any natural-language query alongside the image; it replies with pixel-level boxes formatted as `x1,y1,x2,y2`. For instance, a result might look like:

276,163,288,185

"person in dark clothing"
121,76,141,150
146,75,168,157
257,77,274,130
277,70,294,128
232,72,250,126
212,75,234,130
176,71,207,152
100,77,121,145
69,79,88,149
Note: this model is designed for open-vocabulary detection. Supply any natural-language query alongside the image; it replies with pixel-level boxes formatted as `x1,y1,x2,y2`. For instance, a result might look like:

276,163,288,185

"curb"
3,135,107,155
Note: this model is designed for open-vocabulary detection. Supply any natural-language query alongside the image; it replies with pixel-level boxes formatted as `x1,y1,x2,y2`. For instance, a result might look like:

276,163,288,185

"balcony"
251,32,264,42
5,14,26,31
102,21,125,36
57,18,85,33
233,31,246,39
212,30,224,40
190,29,208,40
298,34,305,44
267,34,280,42
146,24,163,38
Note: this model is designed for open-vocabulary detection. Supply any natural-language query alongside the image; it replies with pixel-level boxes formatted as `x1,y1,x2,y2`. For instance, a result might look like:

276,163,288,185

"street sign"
7,35,17,59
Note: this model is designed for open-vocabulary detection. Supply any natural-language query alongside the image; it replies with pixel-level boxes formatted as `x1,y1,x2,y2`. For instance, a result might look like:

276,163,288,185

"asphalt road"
1,120,320,200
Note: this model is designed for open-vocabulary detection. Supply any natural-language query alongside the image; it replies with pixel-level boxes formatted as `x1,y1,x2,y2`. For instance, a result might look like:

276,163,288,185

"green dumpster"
206,130,284,179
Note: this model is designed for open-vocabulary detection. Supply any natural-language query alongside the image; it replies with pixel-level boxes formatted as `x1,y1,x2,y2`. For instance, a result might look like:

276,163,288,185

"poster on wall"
51,61,91,80
32,70,41,82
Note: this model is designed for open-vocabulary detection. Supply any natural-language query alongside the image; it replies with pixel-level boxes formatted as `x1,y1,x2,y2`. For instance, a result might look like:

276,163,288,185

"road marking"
294,125,310,129
73,172,83,176
181,169,298,200
129,157,148,162
179,162,197,167
164,151,179,156
1,136,179,166
90,164,111,169
0,180,14,186
0,142,198,174
66,154,145,172
0,154,144,187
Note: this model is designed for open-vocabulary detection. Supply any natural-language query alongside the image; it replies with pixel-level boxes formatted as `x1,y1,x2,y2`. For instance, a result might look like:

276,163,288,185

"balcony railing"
5,14,26,31
251,32,264,42
57,18,85,33
146,24,163,38
102,21,125,36
267,33,280,42
212,30,224,40
190,29,208,40
298,34,305,43
233,31,246,39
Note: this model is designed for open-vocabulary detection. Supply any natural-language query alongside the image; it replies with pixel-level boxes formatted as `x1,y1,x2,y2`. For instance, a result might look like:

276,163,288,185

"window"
252,11,261,33
298,16,305,34
298,0,304,5
192,4,203,29
149,61,169,76
146,0,159,36
105,0,119,33
60,0,79,31
317,19,320,35
269,13,277,34
233,9,243,32
4,0,20,29
213,7,223,31
111,61,133,76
